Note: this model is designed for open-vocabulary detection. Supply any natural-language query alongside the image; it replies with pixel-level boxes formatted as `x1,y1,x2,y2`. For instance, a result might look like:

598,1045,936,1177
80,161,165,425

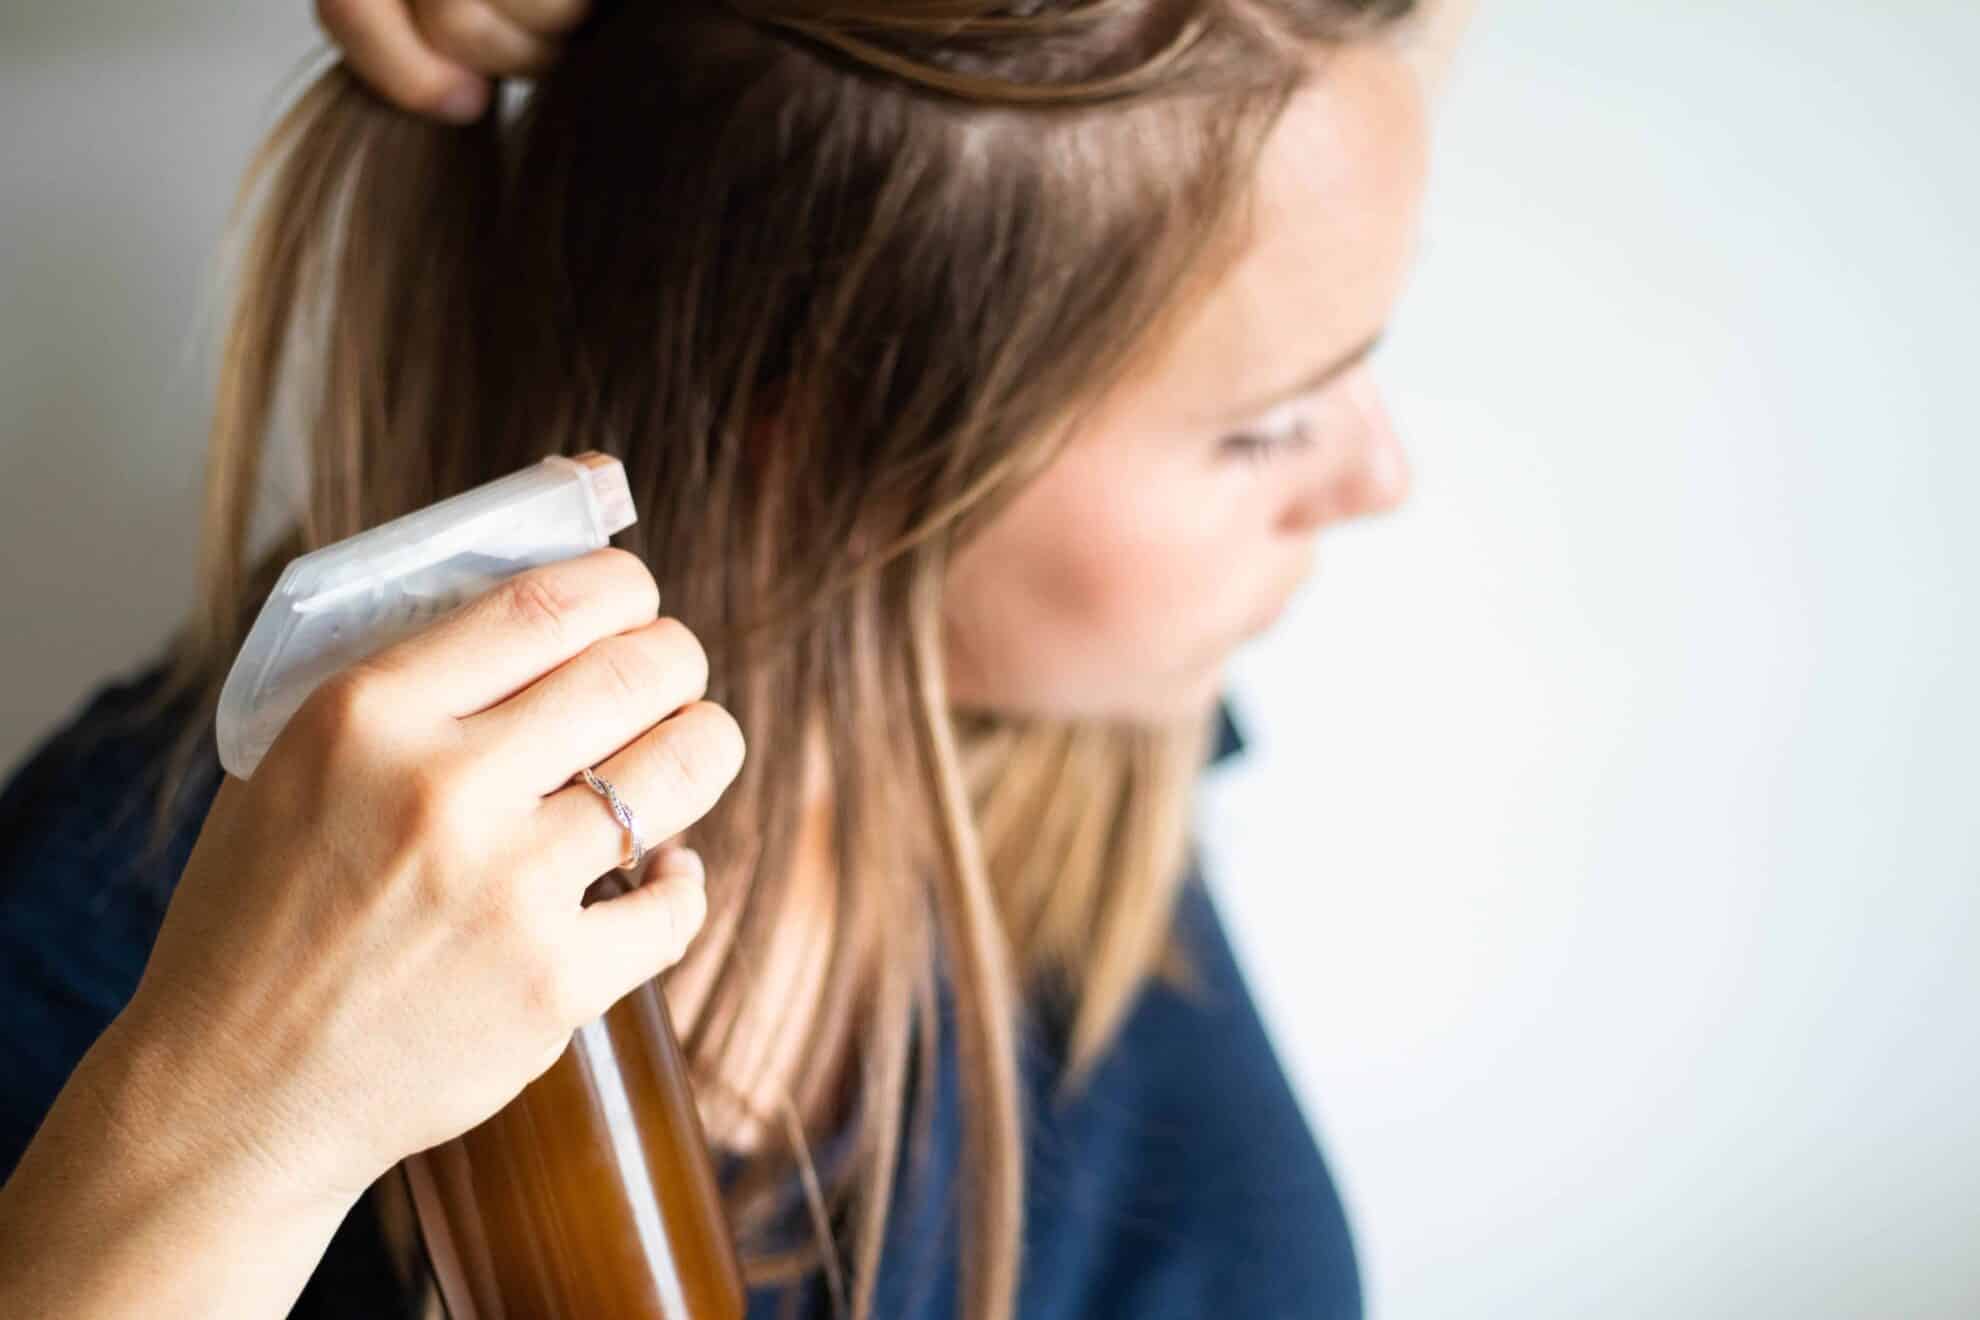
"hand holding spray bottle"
219,453,746,1318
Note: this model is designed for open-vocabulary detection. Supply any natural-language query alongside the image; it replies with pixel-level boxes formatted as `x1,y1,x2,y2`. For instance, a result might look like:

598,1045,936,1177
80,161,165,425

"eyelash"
1221,417,1317,465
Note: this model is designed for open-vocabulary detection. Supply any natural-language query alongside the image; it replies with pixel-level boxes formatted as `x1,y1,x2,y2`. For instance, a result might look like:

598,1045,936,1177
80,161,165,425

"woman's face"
944,43,1431,724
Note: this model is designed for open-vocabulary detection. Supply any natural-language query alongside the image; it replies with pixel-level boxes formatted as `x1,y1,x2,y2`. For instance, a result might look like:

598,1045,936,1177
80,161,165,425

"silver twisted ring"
574,766,645,873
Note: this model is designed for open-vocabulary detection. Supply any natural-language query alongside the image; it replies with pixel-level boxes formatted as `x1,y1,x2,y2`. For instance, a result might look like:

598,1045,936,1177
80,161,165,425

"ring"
573,766,645,872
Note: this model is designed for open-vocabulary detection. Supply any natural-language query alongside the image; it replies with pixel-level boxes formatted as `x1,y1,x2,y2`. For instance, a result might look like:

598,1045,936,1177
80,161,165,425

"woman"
0,0,1470,1314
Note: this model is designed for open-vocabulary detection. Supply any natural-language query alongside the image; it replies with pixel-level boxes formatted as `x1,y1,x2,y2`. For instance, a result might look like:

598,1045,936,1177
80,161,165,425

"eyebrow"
1214,330,1386,426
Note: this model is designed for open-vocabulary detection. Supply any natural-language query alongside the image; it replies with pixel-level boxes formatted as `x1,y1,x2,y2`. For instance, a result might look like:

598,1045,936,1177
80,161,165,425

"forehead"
1113,44,1430,430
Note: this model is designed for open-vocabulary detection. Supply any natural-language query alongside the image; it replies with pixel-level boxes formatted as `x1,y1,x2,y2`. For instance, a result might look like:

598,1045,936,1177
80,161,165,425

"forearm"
0,1014,361,1318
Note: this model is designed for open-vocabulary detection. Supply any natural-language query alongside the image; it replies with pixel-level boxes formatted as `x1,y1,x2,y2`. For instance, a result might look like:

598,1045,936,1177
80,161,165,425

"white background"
5,4,1977,1317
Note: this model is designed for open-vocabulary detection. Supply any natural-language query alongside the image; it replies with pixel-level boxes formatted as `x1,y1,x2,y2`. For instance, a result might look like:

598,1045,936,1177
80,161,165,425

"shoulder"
0,659,219,1181
1019,866,1361,1320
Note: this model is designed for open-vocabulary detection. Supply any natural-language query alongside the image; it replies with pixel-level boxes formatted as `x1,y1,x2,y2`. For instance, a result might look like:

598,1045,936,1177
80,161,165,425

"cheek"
946,447,1252,714
1067,487,1230,644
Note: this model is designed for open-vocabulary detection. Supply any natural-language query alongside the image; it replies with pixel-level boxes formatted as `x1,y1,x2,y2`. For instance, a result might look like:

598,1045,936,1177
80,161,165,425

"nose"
1276,365,1412,534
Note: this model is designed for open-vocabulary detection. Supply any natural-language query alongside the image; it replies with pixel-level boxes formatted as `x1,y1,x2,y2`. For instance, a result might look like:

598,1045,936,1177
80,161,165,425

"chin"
948,636,1237,725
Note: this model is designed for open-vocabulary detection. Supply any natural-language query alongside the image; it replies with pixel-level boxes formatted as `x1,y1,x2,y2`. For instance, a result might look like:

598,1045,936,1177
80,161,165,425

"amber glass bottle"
399,873,745,1319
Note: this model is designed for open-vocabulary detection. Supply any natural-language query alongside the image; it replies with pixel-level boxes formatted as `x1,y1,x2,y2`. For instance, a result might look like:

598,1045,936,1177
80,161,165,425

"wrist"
83,998,371,1224
0,1013,363,1318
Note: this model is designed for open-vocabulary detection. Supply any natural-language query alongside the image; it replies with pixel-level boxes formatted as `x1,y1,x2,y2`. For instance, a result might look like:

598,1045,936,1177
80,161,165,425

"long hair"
142,0,1414,1314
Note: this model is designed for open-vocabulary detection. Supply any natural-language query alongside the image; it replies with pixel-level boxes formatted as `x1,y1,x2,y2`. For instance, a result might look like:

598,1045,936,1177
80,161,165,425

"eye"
1219,415,1317,466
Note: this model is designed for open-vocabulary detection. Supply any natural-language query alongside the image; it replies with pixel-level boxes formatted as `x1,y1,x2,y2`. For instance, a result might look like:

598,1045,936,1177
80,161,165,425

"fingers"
465,614,710,797
413,0,560,79
569,847,709,1016
482,0,589,35
316,0,486,121
531,702,746,882
359,548,661,721
317,0,595,123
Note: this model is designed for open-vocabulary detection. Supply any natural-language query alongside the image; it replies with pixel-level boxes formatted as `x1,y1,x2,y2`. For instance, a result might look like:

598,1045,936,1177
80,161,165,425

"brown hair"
146,0,1414,1313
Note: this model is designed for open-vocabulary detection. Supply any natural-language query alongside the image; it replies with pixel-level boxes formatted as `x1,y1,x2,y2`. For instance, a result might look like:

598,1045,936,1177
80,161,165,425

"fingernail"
438,80,488,124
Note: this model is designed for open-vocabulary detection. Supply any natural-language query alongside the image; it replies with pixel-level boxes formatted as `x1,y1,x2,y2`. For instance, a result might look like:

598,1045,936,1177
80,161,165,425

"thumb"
572,846,709,1014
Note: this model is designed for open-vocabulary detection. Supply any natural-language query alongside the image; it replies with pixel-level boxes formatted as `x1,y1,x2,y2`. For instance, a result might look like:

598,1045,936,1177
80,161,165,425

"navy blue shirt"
0,661,1358,1318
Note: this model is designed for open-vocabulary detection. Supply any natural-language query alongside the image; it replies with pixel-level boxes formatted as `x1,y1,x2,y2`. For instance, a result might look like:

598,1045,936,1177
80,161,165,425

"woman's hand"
315,0,589,122
114,547,742,1210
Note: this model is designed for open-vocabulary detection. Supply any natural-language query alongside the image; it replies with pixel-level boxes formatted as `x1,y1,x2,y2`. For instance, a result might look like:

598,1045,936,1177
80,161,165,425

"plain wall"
4,4,1976,1317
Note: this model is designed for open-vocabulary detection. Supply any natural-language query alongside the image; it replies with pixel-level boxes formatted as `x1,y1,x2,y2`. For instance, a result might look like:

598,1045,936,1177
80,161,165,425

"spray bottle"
218,452,746,1318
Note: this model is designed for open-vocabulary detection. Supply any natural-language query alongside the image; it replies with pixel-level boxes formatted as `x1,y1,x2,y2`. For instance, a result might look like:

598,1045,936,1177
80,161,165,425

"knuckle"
592,634,655,708
645,722,701,804
646,703,743,800
393,760,475,849
516,945,581,1029
501,568,578,648
515,953,559,1023
301,669,394,749
405,856,464,920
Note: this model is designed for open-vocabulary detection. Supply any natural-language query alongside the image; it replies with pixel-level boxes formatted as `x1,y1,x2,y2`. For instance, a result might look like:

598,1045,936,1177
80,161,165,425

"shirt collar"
1209,695,1247,768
